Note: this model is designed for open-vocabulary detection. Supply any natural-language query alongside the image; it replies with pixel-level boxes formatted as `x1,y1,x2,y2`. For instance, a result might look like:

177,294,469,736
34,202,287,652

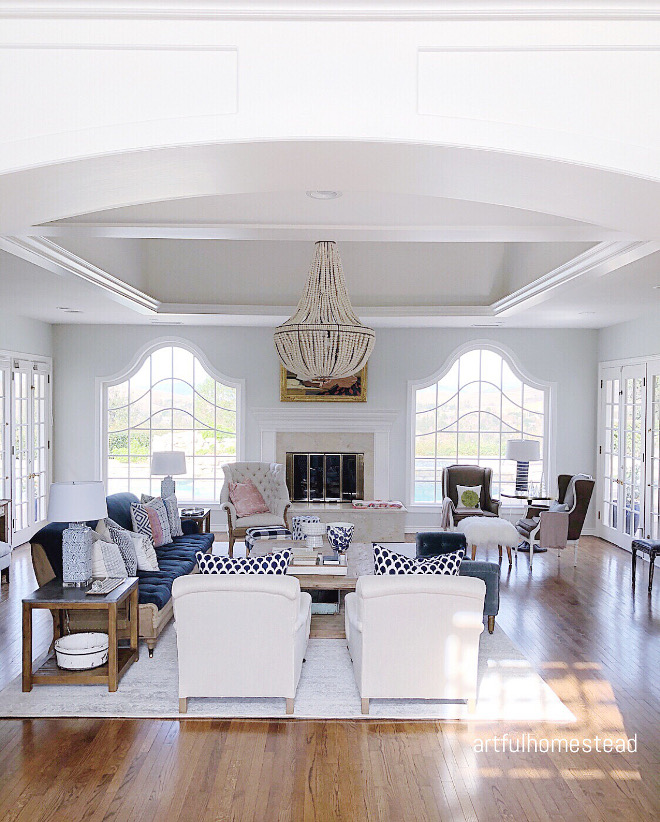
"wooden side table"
180,508,212,534
22,577,139,692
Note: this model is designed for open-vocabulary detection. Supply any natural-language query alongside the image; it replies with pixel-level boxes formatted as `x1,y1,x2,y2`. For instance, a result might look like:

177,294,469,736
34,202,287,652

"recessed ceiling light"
151,320,184,325
578,311,595,315
56,306,82,313
471,322,503,328
306,190,342,200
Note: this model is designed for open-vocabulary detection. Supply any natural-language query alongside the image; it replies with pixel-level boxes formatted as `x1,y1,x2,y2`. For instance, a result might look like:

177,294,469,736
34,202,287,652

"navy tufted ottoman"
631,538,660,593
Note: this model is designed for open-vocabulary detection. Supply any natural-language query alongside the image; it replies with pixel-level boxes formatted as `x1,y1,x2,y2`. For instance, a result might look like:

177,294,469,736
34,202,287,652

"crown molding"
0,236,159,314
493,240,660,314
2,232,657,324
1,1,659,21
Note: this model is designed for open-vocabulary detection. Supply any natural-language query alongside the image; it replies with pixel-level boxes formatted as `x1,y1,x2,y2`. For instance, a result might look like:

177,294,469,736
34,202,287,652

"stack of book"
289,550,348,576
290,546,320,566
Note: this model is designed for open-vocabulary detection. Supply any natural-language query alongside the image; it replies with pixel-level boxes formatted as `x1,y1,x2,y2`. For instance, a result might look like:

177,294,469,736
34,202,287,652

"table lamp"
505,439,541,493
47,481,108,587
151,451,187,498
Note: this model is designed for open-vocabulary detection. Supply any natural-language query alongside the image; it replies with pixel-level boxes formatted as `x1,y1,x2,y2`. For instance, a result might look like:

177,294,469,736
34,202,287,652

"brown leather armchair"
442,465,500,525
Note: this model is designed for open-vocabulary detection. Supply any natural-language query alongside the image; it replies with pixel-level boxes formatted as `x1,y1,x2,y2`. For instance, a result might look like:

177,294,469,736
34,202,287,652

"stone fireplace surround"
252,409,404,542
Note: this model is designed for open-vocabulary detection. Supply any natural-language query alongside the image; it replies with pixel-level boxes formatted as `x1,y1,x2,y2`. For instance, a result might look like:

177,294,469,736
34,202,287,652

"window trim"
96,337,245,500
406,340,556,509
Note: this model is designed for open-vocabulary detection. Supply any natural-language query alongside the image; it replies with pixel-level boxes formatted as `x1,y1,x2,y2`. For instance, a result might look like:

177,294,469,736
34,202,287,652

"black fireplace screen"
286,453,364,503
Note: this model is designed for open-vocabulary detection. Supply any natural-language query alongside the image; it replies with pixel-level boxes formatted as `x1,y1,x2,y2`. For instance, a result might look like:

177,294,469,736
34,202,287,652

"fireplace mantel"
252,408,398,500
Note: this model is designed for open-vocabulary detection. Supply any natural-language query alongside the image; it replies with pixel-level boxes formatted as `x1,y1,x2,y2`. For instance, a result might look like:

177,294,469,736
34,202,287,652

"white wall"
598,310,660,363
52,323,598,530
0,313,52,358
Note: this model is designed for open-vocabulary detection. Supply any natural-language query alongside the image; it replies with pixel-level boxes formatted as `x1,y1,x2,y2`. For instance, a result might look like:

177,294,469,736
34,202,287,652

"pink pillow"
229,479,269,518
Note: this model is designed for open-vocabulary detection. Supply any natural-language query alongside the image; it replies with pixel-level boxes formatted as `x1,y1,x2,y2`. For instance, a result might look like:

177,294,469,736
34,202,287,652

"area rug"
0,623,574,721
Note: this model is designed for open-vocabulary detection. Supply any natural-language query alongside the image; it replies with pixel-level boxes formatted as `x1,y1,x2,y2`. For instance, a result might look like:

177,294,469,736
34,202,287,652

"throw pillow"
229,479,269,518
91,536,128,578
373,544,464,576
142,493,183,538
132,532,160,571
456,484,482,510
131,501,171,548
146,497,172,545
106,521,138,576
549,500,570,513
196,549,291,575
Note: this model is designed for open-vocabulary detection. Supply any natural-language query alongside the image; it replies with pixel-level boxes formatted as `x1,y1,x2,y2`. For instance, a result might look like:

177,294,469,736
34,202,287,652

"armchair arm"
488,499,500,516
526,504,549,518
221,500,237,526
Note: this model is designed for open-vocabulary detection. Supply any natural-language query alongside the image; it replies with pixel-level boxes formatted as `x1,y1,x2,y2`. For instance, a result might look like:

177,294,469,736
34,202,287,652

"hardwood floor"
0,537,658,821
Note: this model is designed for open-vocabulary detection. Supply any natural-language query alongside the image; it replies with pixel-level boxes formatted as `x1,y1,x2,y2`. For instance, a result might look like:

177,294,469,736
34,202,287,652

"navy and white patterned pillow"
196,549,291,575
130,502,154,546
106,521,138,576
373,544,464,576
142,493,183,538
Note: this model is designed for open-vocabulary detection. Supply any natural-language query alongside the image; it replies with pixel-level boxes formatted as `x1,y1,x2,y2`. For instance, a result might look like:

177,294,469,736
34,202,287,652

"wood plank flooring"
0,537,659,821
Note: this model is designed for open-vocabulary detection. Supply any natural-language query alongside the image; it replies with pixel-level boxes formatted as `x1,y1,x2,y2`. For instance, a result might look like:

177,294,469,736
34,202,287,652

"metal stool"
631,538,660,593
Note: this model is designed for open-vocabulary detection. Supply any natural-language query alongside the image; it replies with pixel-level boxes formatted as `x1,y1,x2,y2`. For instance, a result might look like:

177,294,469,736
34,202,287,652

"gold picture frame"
280,365,368,402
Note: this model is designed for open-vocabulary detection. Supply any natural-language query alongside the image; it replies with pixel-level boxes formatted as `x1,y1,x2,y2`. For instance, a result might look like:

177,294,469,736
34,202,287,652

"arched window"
103,343,241,502
412,346,549,503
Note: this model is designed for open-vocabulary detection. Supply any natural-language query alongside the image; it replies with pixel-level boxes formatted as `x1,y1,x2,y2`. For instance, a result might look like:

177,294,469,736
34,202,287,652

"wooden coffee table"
22,577,139,692
283,542,358,639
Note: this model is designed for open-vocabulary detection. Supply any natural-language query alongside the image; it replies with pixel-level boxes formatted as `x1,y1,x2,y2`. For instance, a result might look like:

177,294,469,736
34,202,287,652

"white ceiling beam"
493,240,660,315
0,236,158,314
30,223,623,243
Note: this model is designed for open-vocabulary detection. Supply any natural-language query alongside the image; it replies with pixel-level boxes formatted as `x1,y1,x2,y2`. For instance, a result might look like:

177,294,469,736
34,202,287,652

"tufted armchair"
220,462,291,556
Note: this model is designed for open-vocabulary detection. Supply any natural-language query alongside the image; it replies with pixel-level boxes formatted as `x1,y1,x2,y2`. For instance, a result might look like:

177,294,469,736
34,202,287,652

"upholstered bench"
631,538,660,593
30,492,214,655
416,531,501,633
245,525,293,555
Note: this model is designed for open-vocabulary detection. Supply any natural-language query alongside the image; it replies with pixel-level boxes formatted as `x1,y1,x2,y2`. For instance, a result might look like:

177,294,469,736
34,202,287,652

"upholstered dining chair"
220,462,291,556
442,464,500,526
515,473,595,567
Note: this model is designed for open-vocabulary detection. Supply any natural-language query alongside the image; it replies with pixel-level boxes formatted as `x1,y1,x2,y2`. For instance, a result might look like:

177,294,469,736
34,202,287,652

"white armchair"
345,575,485,714
220,462,291,556
173,574,311,714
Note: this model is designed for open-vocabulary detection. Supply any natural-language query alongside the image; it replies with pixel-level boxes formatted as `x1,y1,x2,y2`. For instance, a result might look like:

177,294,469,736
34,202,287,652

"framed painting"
280,365,367,402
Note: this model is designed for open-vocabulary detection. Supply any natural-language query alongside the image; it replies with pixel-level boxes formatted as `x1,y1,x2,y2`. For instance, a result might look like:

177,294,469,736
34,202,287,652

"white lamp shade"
151,450,187,476
47,481,108,523
505,439,541,462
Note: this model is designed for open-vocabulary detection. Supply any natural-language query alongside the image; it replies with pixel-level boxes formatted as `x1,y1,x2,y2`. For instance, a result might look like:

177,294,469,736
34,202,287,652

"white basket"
54,632,109,671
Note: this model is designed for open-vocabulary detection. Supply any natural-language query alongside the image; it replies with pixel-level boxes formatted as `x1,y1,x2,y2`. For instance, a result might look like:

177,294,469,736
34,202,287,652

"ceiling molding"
2,232,657,326
32,222,622,243
493,240,660,315
0,236,159,314
0,2,658,21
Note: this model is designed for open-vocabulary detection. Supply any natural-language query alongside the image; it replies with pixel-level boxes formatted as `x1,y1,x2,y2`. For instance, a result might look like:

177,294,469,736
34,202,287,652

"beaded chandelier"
274,241,375,383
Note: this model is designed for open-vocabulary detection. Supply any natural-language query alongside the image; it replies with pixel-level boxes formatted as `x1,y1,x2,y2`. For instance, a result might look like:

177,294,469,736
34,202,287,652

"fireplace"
286,452,364,503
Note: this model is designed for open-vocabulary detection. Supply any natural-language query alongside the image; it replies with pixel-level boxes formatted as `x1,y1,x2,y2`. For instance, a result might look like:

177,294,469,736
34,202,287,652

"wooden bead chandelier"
274,241,375,383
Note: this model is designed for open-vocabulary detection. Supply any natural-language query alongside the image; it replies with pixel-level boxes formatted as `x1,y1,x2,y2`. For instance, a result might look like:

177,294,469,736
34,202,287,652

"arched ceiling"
1,2,660,328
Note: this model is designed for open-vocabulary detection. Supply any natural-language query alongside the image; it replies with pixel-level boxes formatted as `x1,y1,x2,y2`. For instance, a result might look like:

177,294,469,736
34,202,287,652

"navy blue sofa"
30,492,214,655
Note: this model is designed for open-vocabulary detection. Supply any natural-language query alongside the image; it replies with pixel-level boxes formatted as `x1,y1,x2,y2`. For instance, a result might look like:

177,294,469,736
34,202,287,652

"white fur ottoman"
457,516,519,566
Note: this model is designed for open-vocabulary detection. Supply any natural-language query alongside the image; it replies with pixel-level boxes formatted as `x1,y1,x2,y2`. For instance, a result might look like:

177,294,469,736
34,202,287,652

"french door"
598,364,646,550
645,361,660,541
12,360,51,545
